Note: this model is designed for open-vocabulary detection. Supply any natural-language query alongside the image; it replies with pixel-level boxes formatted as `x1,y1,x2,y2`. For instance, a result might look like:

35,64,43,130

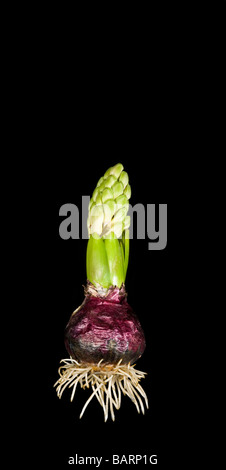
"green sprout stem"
86,163,131,289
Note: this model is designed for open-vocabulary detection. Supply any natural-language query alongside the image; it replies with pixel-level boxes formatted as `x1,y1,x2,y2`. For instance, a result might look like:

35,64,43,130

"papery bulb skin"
64,282,146,365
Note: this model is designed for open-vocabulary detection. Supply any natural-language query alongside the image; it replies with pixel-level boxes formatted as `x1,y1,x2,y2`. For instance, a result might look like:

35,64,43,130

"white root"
54,358,148,421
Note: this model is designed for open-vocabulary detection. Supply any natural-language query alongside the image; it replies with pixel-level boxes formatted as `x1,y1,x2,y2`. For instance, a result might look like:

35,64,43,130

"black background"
8,4,226,466
12,17,185,466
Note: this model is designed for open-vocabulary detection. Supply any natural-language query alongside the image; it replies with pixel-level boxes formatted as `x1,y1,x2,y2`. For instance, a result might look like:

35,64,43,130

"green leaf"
86,234,111,288
124,229,130,279
104,235,124,287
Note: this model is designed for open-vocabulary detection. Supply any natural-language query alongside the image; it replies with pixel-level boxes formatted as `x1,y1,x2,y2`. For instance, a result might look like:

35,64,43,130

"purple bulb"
65,283,146,365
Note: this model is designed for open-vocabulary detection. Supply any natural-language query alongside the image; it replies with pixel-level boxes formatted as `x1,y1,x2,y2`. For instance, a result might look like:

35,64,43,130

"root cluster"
54,358,148,421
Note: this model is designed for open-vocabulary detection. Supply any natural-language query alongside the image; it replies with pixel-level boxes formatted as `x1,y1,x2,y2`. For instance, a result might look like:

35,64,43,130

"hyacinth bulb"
64,282,146,366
